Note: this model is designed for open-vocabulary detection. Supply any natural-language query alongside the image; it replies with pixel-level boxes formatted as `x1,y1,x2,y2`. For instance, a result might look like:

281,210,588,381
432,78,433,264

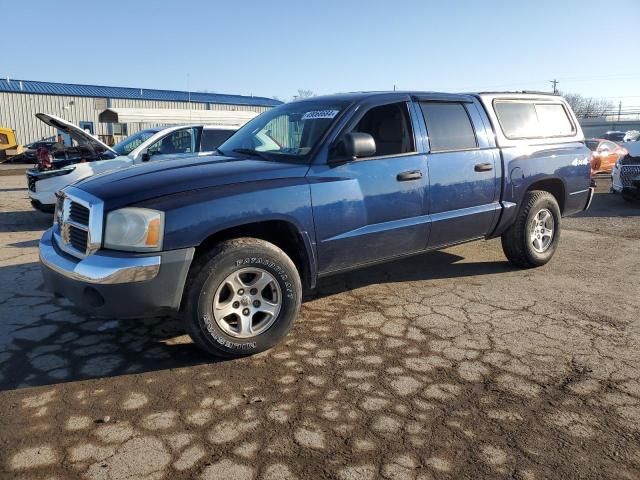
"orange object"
586,139,626,174
146,218,161,246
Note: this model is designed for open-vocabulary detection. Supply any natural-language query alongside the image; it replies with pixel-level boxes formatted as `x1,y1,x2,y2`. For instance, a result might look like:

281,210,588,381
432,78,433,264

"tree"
561,92,613,118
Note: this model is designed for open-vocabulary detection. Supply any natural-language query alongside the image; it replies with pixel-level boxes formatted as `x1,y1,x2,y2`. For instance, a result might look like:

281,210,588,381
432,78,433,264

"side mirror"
141,152,151,162
331,132,376,163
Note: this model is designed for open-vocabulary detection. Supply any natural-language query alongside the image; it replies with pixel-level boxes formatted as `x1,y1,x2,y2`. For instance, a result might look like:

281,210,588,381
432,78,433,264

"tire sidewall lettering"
234,257,294,299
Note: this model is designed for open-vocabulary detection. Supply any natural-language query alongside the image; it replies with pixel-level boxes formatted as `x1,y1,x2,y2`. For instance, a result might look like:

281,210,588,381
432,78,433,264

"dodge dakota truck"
39,91,594,357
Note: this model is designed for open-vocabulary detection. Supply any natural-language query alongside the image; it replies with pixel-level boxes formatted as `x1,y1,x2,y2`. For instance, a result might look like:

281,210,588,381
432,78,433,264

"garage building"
0,78,281,146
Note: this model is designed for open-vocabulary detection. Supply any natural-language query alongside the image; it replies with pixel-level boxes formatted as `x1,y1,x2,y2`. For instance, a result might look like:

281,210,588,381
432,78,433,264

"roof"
305,90,563,104
0,78,282,107
295,91,476,103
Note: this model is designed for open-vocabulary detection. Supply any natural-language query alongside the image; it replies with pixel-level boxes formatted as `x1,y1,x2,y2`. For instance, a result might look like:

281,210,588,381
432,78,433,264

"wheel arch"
526,176,566,214
194,218,317,291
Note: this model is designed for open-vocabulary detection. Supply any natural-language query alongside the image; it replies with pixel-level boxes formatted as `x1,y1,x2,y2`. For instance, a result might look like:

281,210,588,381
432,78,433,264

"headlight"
104,208,164,252
53,194,64,225
37,166,76,178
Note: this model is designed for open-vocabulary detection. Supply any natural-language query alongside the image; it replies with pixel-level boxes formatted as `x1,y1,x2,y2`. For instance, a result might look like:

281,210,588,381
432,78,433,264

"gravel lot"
0,174,639,480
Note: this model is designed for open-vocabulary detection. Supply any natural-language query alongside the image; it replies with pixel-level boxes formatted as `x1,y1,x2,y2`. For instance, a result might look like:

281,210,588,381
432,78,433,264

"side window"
420,102,477,152
351,102,415,156
493,102,538,139
149,128,195,155
200,129,235,151
0,133,8,145
534,104,574,136
494,101,575,139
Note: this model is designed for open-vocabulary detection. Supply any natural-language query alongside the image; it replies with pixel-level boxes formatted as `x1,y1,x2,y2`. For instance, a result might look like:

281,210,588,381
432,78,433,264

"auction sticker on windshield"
302,110,339,120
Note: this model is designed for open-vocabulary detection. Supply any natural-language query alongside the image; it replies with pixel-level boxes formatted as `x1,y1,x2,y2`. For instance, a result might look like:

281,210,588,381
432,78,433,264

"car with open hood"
26,113,250,211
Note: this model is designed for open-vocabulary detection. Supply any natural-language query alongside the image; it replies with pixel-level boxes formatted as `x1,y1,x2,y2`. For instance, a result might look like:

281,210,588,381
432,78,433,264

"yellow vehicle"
0,127,23,162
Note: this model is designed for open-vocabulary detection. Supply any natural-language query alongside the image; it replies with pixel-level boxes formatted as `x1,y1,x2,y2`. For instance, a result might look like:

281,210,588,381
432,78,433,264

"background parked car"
6,140,57,164
26,113,247,211
602,130,626,142
586,139,628,174
623,130,640,142
612,141,640,201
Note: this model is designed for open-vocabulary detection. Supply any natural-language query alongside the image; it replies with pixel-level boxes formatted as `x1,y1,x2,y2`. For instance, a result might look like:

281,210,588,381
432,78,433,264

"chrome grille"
69,202,90,224
27,174,37,192
53,187,104,259
59,198,90,256
620,166,640,187
68,225,88,252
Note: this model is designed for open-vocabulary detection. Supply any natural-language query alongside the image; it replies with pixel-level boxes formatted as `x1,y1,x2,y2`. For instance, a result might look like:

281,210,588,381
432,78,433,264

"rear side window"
494,101,575,139
419,102,477,152
201,129,235,151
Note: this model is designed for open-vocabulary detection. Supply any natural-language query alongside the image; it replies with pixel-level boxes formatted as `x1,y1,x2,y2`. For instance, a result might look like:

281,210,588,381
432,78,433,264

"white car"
26,113,247,211
611,141,640,201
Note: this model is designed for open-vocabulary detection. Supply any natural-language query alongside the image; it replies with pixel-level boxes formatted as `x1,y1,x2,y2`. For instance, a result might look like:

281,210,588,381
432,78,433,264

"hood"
623,141,640,157
36,113,117,154
74,155,310,209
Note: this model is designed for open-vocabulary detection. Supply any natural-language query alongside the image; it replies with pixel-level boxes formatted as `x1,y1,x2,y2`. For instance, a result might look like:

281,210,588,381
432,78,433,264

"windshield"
218,100,350,161
112,129,158,156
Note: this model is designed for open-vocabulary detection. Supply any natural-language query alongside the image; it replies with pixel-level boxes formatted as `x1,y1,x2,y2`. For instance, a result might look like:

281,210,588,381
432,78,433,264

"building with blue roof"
0,78,281,144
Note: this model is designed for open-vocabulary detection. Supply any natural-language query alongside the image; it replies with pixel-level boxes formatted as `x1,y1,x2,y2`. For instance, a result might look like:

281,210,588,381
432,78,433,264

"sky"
3,0,640,109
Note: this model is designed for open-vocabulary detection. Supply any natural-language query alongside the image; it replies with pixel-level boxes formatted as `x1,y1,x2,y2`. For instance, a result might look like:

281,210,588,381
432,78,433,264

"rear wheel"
501,190,561,268
183,238,302,357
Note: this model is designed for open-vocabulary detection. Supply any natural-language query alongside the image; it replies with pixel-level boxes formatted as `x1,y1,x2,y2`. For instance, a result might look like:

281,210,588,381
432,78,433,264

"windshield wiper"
232,148,270,160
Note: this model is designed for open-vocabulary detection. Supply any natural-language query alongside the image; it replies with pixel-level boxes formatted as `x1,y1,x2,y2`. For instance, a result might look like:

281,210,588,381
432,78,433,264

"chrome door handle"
474,162,494,172
396,170,422,181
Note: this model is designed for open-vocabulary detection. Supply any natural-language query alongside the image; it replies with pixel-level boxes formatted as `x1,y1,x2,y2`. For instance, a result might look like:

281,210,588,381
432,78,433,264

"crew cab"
26,113,250,211
39,92,593,357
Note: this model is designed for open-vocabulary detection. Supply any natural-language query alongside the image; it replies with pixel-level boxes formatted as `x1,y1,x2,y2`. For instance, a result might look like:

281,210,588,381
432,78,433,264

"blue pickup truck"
39,91,594,357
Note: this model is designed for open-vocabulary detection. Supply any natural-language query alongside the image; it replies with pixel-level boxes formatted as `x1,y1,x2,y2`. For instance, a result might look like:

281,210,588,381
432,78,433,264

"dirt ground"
0,174,639,480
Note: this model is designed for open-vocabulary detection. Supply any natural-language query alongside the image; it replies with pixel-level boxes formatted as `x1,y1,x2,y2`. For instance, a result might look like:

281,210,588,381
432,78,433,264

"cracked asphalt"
0,174,639,480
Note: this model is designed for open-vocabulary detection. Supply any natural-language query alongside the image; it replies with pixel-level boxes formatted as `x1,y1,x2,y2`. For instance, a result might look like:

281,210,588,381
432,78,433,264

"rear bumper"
584,186,595,210
39,228,194,317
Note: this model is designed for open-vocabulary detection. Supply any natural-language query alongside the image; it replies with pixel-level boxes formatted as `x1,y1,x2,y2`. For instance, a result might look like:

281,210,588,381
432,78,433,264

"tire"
501,190,561,268
183,238,302,357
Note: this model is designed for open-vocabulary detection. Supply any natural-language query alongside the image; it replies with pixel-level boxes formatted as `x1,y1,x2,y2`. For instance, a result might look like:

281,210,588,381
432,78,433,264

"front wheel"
501,190,561,268
183,238,302,357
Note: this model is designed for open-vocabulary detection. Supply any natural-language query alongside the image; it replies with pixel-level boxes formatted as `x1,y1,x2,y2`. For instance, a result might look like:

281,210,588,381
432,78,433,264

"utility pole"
549,79,559,94
618,101,622,122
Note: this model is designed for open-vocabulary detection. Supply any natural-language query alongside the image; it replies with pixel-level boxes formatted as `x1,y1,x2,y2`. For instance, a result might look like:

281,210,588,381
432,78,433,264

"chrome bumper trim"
39,228,160,284
584,187,595,210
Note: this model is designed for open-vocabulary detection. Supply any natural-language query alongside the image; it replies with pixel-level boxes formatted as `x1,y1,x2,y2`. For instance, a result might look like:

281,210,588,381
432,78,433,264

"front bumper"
39,228,194,317
26,168,75,207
